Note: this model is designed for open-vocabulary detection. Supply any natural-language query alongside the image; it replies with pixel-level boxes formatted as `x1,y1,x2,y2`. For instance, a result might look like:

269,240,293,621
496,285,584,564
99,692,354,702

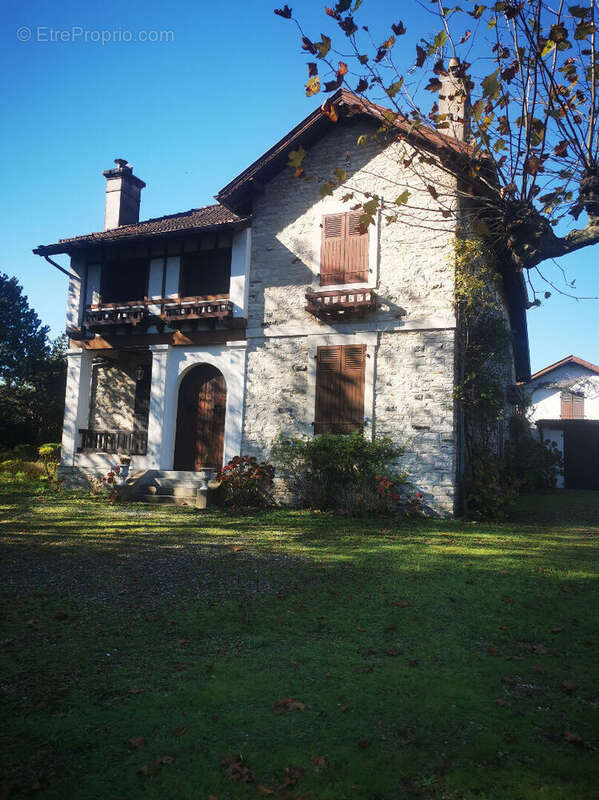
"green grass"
1,477,598,799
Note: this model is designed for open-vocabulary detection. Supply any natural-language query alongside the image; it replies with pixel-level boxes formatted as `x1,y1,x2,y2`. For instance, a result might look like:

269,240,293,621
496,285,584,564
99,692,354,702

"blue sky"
2,0,597,373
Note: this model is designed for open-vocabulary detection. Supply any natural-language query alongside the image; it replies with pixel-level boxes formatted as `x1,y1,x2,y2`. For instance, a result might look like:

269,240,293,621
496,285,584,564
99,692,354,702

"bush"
12,444,38,461
466,453,520,520
88,467,121,503
506,414,562,491
272,430,407,513
38,443,61,477
0,459,46,479
216,455,275,509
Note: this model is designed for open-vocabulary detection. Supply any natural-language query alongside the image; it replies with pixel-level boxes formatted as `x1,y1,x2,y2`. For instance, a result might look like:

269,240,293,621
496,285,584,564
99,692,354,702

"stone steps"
128,468,218,506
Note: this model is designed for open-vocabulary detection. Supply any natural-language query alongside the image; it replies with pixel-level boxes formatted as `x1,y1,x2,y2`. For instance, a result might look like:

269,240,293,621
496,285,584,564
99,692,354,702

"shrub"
506,414,562,491
38,443,61,477
272,430,406,513
0,459,45,479
216,455,275,509
12,444,38,461
465,453,520,520
88,467,121,503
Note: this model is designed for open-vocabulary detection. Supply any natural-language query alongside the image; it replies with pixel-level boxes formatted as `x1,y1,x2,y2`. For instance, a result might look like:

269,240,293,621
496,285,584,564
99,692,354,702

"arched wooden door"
173,365,226,471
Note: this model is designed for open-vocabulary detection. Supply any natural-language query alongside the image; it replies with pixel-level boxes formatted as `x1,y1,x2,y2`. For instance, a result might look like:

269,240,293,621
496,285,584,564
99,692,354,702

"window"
320,212,369,286
561,391,584,419
179,239,232,298
314,344,366,434
100,258,148,304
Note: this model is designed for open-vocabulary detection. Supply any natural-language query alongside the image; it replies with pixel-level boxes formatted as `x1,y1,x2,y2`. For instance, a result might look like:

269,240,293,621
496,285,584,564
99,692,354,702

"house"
33,83,530,515
527,355,599,489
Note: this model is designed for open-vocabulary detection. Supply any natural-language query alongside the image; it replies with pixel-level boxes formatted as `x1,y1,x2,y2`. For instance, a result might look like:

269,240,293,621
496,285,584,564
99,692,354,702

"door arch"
173,364,226,471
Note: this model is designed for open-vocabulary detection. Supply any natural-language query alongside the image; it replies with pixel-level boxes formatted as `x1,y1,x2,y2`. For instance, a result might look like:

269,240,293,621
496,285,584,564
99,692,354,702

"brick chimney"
102,158,146,230
438,57,470,142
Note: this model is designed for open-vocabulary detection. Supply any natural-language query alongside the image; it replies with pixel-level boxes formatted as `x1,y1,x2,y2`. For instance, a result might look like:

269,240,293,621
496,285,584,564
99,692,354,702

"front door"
173,365,226,470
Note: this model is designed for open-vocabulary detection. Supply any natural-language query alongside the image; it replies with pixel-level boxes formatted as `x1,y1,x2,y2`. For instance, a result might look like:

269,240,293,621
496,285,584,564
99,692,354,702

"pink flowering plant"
216,455,275,509
88,466,121,503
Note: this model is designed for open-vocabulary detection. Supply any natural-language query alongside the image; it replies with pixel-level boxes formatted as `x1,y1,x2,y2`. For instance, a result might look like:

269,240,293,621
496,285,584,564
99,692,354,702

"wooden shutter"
561,391,584,419
320,213,369,286
315,344,366,434
344,212,369,283
321,214,345,286
572,393,584,418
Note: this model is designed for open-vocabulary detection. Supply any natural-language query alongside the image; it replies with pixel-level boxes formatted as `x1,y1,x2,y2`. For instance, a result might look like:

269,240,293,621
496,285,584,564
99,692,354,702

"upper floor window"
561,390,584,419
320,212,369,286
314,344,366,434
179,234,232,298
100,257,148,304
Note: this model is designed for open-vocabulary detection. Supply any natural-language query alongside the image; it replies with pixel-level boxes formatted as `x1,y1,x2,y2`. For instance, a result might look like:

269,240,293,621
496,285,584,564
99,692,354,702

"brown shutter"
320,214,345,286
315,344,366,434
572,394,584,418
344,212,369,283
320,212,369,285
561,391,572,419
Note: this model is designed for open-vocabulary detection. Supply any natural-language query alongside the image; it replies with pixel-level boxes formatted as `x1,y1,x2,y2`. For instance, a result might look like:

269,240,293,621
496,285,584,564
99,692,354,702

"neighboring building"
527,355,599,489
34,85,530,515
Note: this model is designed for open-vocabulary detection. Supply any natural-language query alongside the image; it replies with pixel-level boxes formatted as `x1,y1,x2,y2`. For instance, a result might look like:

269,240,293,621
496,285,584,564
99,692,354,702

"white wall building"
527,355,599,489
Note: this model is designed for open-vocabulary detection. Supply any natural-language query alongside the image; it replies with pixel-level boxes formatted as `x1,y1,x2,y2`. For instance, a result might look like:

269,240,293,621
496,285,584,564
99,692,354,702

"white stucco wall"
528,364,599,421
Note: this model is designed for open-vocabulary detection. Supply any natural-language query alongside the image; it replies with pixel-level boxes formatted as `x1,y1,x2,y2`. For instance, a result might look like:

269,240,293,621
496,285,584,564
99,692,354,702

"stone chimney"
438,57,470,142
102,158,146,230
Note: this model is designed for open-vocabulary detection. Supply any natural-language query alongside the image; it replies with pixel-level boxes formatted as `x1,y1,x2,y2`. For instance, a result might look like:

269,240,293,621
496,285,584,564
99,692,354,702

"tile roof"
34,204,248,255
529,355,599,381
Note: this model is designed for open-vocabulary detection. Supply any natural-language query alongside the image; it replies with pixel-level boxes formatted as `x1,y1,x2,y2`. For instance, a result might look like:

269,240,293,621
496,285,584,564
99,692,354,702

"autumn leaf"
274,6,292,19
137,765,149,775
155,755,175,765
257,786,276,796
495,698,510,706
312,755,328,770
386,78,404,98
392,21,406,35
393,600,409,607
356,78,368,93
272,697,306,713
171,726,187,737
322,99,339,122
288,146,307,169
357,739,372,749
127,737,146,748
564,731,584,744
128,687,143,695
305,76,321,97
307,62,318,77
427,185,439,200
221,754,255,782
415,45,427,67
554,140,569,157
281,766,306,788
338,61,348,76
395,190,410,205
562,681,578,693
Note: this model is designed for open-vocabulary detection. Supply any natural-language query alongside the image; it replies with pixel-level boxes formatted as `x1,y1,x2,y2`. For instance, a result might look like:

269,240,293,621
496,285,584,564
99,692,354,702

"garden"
1,468,598,799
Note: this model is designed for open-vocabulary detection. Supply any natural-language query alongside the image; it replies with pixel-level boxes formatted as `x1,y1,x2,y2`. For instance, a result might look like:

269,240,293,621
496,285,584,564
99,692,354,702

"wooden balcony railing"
305,288,376,319
78,428,148,455
83,300,149,330
81,296,235,332
160,296,234,324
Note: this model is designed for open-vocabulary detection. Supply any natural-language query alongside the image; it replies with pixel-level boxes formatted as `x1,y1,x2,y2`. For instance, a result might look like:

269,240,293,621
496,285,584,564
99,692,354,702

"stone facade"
89,361,137,430
241,121,460,515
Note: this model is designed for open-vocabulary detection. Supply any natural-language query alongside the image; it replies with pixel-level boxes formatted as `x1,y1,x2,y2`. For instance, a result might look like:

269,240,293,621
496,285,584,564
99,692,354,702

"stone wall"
241,120,459,515
89,361,137,430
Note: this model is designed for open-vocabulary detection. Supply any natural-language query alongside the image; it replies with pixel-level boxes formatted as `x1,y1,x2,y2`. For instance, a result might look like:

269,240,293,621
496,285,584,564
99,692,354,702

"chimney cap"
102,158,146,188
114,157,131,169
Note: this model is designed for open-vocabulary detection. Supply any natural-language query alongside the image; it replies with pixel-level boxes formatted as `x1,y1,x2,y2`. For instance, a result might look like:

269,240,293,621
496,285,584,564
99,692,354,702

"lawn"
1,478,598,800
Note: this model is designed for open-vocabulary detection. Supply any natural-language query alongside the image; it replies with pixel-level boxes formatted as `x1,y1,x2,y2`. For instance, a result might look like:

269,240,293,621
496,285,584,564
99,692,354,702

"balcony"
83,301,149,331
78,428,148,455
159,296,234,327
305,288,377,319
81,296,236,334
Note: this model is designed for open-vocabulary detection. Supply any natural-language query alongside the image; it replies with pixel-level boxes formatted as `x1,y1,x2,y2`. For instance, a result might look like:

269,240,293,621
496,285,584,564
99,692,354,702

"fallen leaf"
393,601,409,608
137,765,149,775
127,737,146,749
357,739,372,749
272,698,306,714
354,666,373,674
501,676,517,686
551,627,564,634
172,726,187,737
257,786,276,796
155,755,175,765
233,547,244,553
408,660,419,668
487,646,500,656
562,681,578,693
503,596,515,605
564,731,584,744
221,754,255,782
312,755,328,770
384,624,398,633
495,698,510,706
281,766,306,788
128,687,143,695
385,649,402,657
